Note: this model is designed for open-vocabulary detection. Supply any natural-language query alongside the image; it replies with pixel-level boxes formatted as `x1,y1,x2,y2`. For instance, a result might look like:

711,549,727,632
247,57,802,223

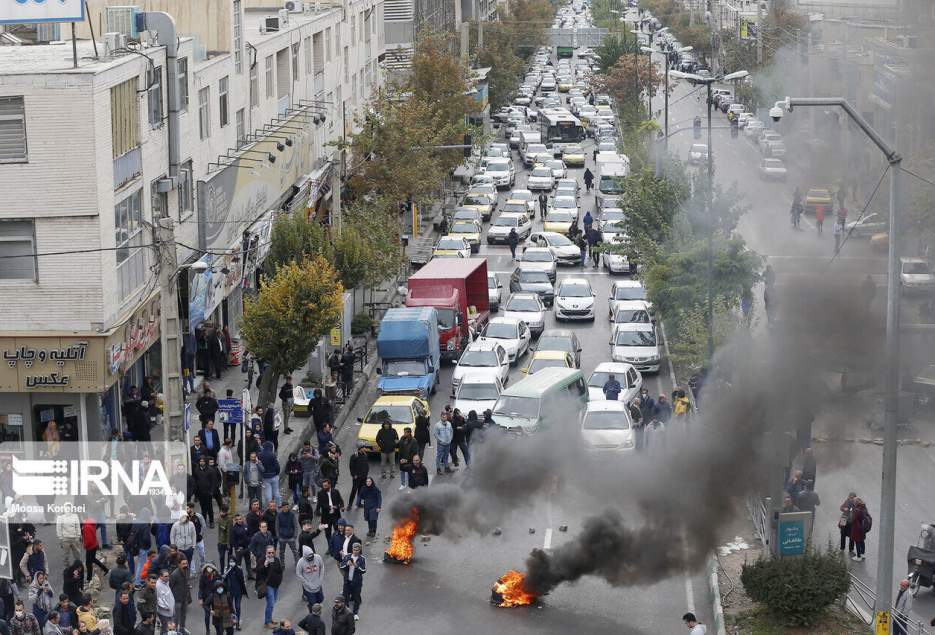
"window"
325,28,332,61
233,0,243,73
198,86,210,140
147,65,163,128
352,72,357,103
265,55,274,98
343,46,349,83
351,16,355,43
235,109,245,148
0,96,27,163
304,36,312,75
359,12,364,41
177,57,189,111
335,24,341,54
249,62,259,108
292,42,300,81
0,221,36,280
178,159,193,219
111,80,139,158
115,189,146,300
219,76,229,127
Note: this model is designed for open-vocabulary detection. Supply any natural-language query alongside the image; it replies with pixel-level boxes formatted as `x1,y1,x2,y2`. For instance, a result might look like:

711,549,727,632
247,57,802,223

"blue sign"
217,398,244,425
2,0,85,23
778,513,808,556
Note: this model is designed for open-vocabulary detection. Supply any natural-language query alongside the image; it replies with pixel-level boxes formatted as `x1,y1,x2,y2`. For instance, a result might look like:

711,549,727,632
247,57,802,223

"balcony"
113,146,141,190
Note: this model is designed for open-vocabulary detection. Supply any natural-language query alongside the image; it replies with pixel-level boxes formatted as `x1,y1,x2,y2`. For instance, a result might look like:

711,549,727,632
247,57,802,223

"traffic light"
463,133,473,158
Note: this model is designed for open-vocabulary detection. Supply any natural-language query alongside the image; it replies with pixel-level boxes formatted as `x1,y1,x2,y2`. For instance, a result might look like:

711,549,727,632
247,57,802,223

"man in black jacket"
196,386,219,429
112,590,135,635
198,420,221,460
331,595,355,635
397,428,418,491
347,449,369,510
168,557,191,631
229,514,251,576
315,480,344,541
297,603,325,635
278,376,295,435
193,456,220,527
375,422,399,480
400,455,429,489
256,546,284,629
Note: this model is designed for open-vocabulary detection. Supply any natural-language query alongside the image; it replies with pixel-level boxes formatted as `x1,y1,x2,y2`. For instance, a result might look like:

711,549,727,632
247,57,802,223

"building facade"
0,0,384,444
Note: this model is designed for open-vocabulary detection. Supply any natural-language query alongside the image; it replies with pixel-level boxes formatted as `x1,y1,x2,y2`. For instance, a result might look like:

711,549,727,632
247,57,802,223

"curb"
708,554,728,635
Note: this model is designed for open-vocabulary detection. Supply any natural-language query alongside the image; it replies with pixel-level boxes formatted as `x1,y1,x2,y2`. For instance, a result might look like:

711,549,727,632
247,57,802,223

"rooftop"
0,39,155,75
243,5,341,39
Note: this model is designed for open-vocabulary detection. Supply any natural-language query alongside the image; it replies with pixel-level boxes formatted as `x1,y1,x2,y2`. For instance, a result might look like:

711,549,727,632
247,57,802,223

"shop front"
0,290,162,444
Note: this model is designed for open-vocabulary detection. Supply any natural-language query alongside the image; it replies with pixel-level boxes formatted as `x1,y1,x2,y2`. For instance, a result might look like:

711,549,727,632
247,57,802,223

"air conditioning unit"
284,0,304,12
106,6,140,39
103,32,119,56
264,17,280,31
278,8,290,25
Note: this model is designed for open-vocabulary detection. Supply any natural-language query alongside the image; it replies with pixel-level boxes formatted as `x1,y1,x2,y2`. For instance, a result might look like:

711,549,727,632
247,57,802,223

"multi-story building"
383,0,460,69
0,0,384,444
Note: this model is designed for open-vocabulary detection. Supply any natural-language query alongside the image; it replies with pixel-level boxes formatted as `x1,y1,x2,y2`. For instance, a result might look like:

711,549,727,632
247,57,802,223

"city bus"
538,108,585,144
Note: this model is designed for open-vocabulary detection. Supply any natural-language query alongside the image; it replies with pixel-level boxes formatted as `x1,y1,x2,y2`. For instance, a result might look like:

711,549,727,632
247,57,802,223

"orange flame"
384,508,419,563
493,570,537,607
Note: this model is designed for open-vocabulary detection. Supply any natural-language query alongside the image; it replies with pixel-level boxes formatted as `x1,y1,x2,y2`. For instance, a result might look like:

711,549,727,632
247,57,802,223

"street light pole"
775,96,902,616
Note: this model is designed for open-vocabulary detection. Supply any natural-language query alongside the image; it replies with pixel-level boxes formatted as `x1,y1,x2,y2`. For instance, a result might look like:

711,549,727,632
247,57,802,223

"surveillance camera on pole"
770,97,792,122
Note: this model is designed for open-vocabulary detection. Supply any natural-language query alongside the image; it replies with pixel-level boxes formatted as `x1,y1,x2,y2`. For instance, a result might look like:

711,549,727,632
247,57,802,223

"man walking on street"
339,543,366,621
347,448,369,509
397,428,418,491
433,413,454,475
278,376,295,436
583,167,594,192
508,228,519,260
538,192,547,220
340,345,356,400
277,502,300,566
332,596,355,635
315,480,344,541
683,612,706,634
375,422,398,480
297,545,325,614
602,374,621,400
168,558,190,633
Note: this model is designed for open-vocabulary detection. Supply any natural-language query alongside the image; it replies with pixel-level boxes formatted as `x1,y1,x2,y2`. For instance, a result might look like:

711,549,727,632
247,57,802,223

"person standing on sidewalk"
340,345,356,400
894,579,912,635
347,448,369,510
433,412,454,475
838,491,857,556
278,377,295,436
376,422,398,480
850,497,871,562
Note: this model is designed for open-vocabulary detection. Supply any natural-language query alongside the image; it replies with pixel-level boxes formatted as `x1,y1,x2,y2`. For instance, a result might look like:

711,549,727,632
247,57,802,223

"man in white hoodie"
55,511,82,566
156,568,176,634
296,545,325,615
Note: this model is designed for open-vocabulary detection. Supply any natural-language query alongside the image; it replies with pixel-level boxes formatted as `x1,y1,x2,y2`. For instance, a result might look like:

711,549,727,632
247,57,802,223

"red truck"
406,258,491,362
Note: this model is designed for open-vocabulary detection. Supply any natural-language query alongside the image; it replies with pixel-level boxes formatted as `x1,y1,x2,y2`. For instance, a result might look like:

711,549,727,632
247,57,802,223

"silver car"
519,247,557,282
488,272,503,311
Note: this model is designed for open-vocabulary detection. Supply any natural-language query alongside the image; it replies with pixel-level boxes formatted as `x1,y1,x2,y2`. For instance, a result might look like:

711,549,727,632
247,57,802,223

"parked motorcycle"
907,523,935,595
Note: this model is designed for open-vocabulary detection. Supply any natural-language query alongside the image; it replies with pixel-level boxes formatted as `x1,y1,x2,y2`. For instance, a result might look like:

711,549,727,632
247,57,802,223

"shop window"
0,414,24,443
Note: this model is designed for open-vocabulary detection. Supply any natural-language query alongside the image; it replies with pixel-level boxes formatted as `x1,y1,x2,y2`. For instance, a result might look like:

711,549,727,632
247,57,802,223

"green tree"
264,212,331,276
241,257,344,407
341,195,405,287
595,33,640,74
667,299,743,372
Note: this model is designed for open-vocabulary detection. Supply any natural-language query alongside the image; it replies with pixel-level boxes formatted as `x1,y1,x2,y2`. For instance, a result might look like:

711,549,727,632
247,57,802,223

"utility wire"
0,243,158,260
829,164,889,265
901,166,935,190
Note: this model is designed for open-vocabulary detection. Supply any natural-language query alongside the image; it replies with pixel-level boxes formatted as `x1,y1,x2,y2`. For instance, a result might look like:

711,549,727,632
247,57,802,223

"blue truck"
376,307,441,398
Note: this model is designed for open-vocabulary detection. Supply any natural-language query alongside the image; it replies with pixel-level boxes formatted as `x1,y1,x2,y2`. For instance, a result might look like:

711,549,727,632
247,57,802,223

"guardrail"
746,495,771,551
843,572,931,634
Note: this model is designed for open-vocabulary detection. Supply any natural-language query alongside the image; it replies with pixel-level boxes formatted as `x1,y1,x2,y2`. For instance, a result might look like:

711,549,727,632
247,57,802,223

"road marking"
489,269,611,276
543,528,553,551
764,254,881,262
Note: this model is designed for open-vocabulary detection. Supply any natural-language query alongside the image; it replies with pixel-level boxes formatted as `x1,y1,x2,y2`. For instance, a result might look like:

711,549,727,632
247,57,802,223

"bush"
351,313,374,336
741,547,851,626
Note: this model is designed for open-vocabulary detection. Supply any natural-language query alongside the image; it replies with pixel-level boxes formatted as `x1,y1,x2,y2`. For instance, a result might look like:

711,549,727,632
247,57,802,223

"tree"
264,212,331,276
476,27,525,109
595,54,663,115
241,257,344,407
595,33,640,74
340,195,405,287
667,299,743,373
408,32,474,141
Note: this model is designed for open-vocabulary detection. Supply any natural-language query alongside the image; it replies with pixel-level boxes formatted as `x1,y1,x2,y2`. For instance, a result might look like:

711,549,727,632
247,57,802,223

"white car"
610,323,661,373
454,375,504,417
545,159,567,181
500,199,535,221
688,143,708,164
554,277,596,321
758,158,787,181
745,120,765,139
527,165,555,191
549,195,580,218
586,362,642,402
502,292,546,336
509,189,538,218
608,280,652,317
610,300,653,325
433,236,471,259
528,231,582,266
900,258,935,293
736,112,754,129
480,317,532,364
484,158,515,189
598,207,626,230
581,401,635,452
488,272,502,312
519,247,557,281
758,131,782,153
488,212,532,244
452,340,510,395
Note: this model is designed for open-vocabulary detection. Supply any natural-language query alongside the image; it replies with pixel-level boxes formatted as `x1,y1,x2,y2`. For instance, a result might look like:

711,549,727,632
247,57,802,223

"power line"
829,164,889,265
0,243,158,260
901,166,935,190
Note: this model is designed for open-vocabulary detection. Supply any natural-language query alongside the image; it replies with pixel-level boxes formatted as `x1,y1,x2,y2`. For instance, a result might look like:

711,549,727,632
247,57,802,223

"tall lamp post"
771,96,902,619
669,69,748,362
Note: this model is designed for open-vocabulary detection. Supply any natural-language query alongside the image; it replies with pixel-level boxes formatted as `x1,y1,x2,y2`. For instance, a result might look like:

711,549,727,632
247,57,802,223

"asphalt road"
662,73,935,625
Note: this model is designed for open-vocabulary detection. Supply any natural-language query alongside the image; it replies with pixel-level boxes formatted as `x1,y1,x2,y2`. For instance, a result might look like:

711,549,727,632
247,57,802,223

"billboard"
0,0,85,24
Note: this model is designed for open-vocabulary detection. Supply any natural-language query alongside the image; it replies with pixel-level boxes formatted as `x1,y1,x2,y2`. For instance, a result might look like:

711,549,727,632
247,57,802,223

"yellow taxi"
804,187,832,216
562,144,586,167
522,350,575,375
461,192,496,222
544,210,576,235
433,235,471,259
356,395,430,454
449,219,482,253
